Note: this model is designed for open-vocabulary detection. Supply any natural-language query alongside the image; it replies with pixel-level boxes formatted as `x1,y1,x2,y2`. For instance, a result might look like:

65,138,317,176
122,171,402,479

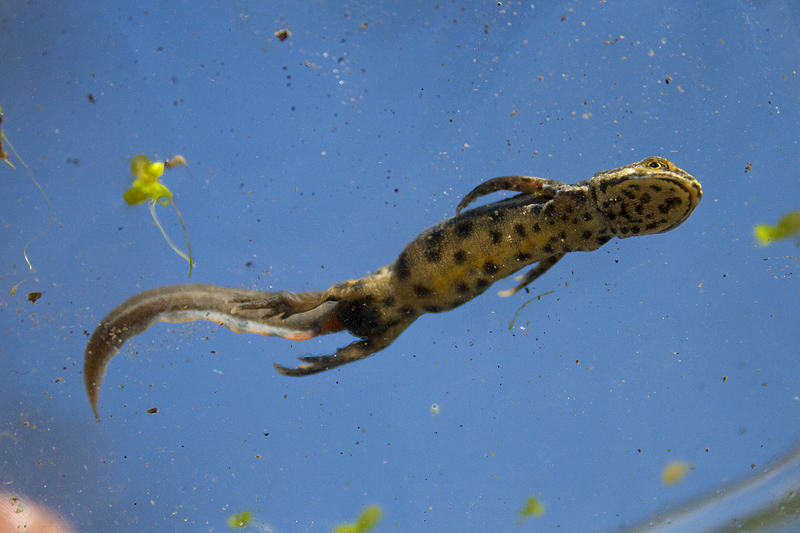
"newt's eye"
647,160,663,169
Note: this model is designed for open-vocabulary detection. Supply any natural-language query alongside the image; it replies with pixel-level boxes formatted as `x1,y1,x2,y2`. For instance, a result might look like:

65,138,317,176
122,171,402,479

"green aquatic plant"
518,495,545,522
227,510,253,529
754,211,800,246
124,154,194,276
1,105,54,297
332,505,382,533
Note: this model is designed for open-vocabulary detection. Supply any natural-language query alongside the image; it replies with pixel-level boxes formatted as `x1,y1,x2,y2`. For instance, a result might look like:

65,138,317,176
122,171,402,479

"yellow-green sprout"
2,105,54,297
754,211,800,246
227,510,253,529
332,505,382,533
125,154,194,277
430,403,440,416
518,495,545,521
661,460,693,486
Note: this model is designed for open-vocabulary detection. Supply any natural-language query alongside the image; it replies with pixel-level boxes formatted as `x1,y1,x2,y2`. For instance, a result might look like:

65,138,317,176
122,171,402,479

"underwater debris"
2,105,54,297
508,290,555,329
26,292,42,303
662,460,692,486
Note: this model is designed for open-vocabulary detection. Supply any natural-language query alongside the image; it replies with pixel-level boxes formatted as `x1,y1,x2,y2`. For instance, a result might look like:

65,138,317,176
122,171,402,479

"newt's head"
590,156,702,237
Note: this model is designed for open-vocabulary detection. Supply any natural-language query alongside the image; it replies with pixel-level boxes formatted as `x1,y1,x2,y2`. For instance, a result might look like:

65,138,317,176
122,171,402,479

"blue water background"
1,1,799,531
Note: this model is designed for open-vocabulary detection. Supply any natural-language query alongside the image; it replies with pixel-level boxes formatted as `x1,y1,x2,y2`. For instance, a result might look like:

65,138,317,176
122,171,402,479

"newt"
84,157,702,420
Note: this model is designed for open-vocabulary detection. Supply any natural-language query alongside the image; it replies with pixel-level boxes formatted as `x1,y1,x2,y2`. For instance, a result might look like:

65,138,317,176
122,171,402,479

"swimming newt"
84,157,702,420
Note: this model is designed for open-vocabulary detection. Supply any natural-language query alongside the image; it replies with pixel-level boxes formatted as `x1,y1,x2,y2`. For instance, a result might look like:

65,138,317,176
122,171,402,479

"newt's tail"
84,283,342,421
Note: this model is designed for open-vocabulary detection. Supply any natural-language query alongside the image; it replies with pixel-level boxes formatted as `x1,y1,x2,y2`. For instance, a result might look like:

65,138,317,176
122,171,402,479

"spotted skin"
84,157,701,419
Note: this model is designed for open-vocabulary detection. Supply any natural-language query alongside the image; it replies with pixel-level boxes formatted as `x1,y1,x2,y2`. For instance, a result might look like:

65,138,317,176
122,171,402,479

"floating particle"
662,460,692,485
26,292,42,303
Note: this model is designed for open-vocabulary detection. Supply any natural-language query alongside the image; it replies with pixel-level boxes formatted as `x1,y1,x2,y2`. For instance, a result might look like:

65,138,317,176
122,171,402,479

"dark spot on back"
395,252,411,280
422,228,445,263
453,250,468,264
571,189,588,203
449,298,469,309
455,221,474,238
514,224,527,238
382,296,396,307
658,196,682,214
454,281,470,294
414,284,432,297
582,230,593,240
488,210,506,222
483,261,499,275
489,230,502,244
532,223,541,233
645,220,666,231
422,304,443,313
598,175,626,194
475,278,490,291
516,252,533,262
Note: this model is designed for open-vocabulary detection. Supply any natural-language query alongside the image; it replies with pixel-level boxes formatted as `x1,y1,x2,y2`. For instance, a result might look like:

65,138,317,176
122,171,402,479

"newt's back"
385,156,702,315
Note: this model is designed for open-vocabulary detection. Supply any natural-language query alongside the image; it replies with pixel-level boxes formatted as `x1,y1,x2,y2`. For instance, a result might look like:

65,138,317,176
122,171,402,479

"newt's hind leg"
231,289,328,319
274,319,414,376
231,276,387,320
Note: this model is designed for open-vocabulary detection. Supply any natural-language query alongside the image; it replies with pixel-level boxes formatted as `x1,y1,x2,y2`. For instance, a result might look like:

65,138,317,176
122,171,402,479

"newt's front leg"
456,175,564,214
498,253,564,297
